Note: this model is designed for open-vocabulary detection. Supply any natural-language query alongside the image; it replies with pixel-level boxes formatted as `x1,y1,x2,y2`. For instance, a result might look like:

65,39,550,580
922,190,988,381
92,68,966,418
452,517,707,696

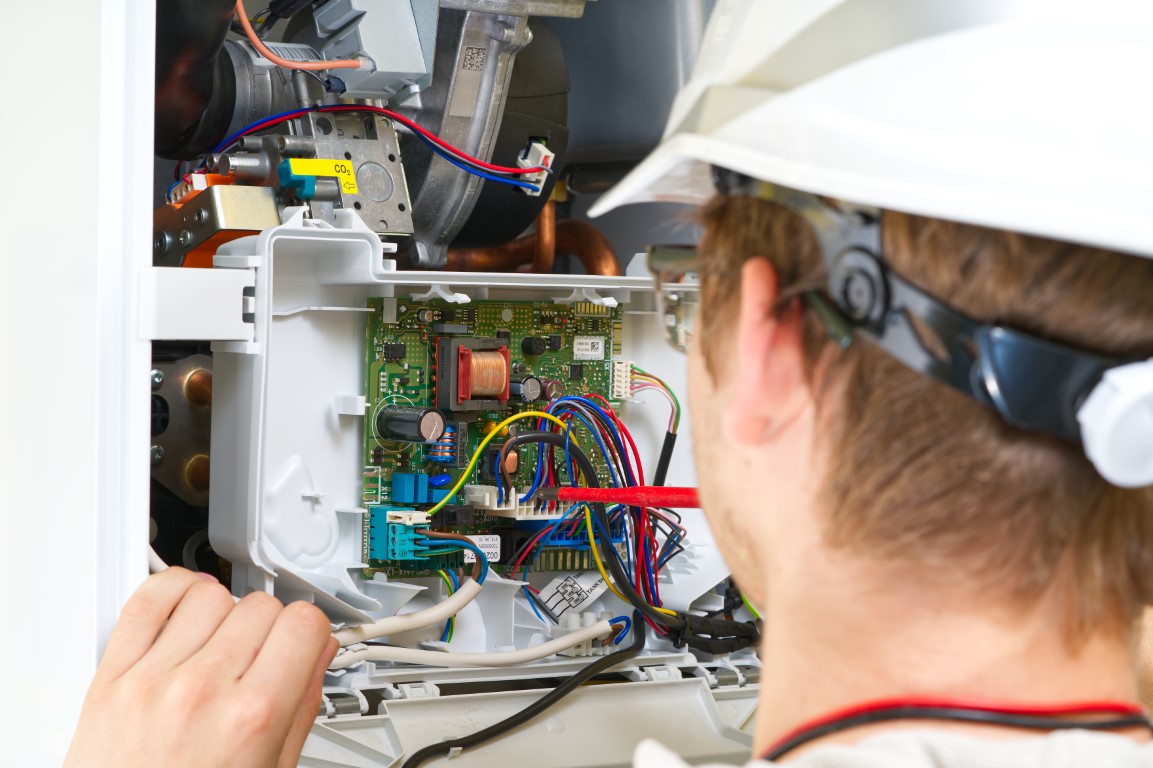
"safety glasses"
646,245,701,353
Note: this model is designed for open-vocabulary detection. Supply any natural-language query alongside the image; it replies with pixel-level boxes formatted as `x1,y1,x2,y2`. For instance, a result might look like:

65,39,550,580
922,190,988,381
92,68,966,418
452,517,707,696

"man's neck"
750,555,1139,758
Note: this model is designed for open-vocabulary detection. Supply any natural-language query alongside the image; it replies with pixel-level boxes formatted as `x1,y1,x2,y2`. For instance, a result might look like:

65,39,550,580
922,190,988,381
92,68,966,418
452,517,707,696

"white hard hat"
595,0,1153,487
590,0,1153,260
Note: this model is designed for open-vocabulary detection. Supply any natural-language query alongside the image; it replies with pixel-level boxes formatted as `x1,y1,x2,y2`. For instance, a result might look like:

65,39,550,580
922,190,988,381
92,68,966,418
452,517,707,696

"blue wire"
610,615,632,644
414,132,540,192
165,179,183,203
420,538,489,584
522,585,547,623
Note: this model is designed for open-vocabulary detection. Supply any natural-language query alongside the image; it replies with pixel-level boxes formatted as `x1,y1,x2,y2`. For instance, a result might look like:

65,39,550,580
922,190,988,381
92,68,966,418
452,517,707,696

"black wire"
653,431,677,487
400,610,646,768
764,707,1153,762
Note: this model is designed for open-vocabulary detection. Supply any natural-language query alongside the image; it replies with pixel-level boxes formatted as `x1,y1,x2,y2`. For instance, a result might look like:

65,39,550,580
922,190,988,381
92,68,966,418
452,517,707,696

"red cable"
316,105,547,175
768,697,1148,757
211,107,547,176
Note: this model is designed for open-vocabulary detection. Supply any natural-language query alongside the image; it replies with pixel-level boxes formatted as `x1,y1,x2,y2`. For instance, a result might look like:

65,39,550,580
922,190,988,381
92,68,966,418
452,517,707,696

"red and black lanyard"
763,698,1153,762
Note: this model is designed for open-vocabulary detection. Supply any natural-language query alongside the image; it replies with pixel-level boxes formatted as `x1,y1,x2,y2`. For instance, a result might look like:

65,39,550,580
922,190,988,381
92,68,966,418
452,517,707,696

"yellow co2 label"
288,158,359,194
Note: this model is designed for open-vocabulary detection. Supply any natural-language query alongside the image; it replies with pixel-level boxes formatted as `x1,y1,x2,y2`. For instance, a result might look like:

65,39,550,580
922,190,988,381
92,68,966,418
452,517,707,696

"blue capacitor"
429,473,452,489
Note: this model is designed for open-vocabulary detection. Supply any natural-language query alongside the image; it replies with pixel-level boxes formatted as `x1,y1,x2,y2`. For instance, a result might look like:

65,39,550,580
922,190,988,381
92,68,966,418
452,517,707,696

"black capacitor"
521,336,547,356
377,406,447,443
510,375,544,403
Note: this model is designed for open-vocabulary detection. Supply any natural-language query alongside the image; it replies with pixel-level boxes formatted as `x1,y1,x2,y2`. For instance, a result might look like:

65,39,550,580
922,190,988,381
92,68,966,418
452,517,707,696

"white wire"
332,579,484,646
329,620,618,669
631,383,678,432
148,546,169,574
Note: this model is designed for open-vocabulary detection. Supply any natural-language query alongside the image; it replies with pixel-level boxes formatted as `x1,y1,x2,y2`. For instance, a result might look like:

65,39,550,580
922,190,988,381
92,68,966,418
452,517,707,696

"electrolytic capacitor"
509,375,544,403
377,406,447,443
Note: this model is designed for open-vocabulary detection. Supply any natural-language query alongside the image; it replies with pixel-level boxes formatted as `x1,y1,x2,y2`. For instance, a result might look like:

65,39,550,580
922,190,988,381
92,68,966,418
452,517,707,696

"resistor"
427,424,457,463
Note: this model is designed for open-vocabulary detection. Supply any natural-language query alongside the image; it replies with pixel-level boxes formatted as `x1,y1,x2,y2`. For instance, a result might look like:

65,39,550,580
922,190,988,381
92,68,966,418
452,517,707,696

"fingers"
241,602,333,721
97,567,208,682
194,591,285,679
278,637,338,768
139,580,236,669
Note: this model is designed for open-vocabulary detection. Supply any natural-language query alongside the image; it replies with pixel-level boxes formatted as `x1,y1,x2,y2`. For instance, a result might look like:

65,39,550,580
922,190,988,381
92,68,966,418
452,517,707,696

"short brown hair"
697,194,1153,642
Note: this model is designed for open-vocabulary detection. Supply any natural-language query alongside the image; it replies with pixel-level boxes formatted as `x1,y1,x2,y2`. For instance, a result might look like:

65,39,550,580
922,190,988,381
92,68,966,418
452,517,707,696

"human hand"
64,567,337,768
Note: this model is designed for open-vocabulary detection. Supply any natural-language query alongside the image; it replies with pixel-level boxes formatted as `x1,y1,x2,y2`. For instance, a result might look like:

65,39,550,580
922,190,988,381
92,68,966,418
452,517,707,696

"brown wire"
422,530,482,582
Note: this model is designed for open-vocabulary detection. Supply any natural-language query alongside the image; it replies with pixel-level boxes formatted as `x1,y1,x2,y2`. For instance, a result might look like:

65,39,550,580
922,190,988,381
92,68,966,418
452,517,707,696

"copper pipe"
446,217,621,276
533,200,556,274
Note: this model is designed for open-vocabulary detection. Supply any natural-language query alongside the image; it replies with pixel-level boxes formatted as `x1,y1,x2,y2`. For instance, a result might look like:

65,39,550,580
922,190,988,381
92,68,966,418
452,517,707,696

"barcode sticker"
463,534,501,563
572,336,606,361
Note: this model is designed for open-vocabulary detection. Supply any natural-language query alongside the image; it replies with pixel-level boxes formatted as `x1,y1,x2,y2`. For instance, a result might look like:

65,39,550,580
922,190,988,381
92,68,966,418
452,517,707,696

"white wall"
0,0,153,764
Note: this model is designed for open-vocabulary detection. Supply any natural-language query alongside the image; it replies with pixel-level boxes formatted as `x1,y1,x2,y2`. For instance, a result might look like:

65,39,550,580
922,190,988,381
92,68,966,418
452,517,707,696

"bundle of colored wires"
493,394,689,624
499,431,759,655
174,105,548,198
629,365,681,486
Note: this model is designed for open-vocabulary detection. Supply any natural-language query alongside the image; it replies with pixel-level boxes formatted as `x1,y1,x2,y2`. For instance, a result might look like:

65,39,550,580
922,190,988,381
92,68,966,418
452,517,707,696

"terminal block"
368,505,430,561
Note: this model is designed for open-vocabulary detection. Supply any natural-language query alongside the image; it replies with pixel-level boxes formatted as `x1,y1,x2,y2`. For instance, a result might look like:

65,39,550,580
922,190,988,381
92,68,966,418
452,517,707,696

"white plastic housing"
201,209,754,764
1078,359,1153,488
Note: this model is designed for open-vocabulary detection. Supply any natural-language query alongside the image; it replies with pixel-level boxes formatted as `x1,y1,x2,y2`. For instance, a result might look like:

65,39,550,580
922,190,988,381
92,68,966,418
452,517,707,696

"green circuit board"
361,296,624,577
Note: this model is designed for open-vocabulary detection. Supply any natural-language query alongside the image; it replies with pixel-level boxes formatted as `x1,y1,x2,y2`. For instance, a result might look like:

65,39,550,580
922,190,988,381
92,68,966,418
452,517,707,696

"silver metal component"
151,369,165,389
151,355,213,507
276,136,319,157
214,113,415,237
406,11,533,267
442,0,591,16
153,186,281,267
153,231,171,257
217,154,274,182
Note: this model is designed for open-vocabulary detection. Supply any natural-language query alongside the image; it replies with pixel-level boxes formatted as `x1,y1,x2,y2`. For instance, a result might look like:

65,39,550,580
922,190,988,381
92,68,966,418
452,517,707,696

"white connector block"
517,140,555,197
611,360,634,401
386,510,430,526
462,484,564,520
557,611,613,657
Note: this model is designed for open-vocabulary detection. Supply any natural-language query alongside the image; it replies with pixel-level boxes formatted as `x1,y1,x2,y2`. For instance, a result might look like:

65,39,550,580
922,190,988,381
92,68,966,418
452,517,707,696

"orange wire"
235,0,366,71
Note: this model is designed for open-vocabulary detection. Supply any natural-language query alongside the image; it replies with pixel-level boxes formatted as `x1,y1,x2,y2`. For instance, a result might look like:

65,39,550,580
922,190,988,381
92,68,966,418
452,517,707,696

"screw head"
150,445,166,465
178,230,193,246
151,369,164,389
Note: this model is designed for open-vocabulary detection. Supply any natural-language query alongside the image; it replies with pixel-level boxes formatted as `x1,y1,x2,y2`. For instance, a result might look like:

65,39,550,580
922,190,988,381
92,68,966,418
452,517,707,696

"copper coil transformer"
436,338,512,412
468,350,508,398
455,346,511,404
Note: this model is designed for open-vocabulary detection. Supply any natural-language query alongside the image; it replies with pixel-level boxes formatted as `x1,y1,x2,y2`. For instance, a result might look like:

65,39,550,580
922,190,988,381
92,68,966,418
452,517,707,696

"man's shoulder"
634,731,1153,768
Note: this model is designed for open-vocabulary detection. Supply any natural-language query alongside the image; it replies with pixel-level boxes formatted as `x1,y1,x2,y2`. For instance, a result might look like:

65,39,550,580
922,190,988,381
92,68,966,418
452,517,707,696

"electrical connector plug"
556,611,615,657
611,360,634,401
516,140,555,197
368,505,430,560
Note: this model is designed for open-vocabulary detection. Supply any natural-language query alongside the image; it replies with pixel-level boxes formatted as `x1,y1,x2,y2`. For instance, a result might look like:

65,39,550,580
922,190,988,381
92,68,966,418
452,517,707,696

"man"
67,1,1153,766
594,1,1153,764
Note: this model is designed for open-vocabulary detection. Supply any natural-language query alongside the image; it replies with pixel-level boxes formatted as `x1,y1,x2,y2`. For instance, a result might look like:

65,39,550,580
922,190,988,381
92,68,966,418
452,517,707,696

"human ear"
722,258,808,447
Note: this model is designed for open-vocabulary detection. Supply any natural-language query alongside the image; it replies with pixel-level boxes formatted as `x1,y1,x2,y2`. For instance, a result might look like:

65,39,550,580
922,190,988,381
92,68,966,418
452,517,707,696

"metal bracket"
552,287,619,308
410,284,472,304
139,266,255,341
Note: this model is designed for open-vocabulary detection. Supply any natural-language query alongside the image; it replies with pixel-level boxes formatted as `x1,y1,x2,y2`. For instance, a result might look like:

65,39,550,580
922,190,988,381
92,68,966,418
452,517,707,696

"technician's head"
595,1,1153,643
